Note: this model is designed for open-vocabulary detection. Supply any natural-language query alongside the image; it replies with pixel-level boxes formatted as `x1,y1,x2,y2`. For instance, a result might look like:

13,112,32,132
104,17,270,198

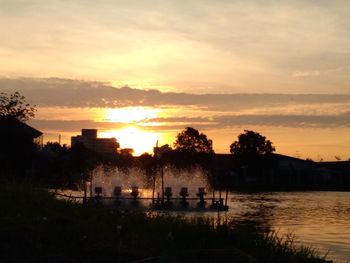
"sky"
1,1,350,159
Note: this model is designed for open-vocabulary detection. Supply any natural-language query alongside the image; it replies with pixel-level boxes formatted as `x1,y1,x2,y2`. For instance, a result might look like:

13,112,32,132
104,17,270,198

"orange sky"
24,102,350,160
1,1,350,160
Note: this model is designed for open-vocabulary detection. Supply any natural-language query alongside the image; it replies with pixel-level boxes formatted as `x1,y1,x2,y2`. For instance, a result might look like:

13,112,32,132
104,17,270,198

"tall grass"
0,180,331,263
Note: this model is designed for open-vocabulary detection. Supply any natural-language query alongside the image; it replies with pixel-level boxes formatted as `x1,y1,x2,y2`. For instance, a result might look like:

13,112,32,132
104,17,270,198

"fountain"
86,164,229,211
113,186,122,197
94,186,103,198
130,186,139,202
164,187,173,204
179,187,189,207
196,187,207,207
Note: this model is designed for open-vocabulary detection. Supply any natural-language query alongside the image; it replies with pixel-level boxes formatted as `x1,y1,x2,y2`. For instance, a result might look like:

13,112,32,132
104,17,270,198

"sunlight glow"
104,107,159,123
101,127,159,156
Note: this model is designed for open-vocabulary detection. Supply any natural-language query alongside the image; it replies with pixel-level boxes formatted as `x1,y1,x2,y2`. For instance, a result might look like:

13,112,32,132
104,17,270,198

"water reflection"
53,187,350,262
226,192,350,263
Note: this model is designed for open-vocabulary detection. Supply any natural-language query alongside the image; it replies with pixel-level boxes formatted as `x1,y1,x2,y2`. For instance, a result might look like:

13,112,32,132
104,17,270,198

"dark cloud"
148,111,350,129
28,119,127,132
4,77,350,130
1,77,350,111
29,111,350,134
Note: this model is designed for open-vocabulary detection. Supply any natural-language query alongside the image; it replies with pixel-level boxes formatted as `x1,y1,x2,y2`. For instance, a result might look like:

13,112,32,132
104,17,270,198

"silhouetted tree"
162,127,214,169
230,130,275,156
69,142,100,202
335,156,341,161
230,130,275,185
137,153,156,185
34,142,70,186
119,148,134,156
43,142,68,154
174,127,214,154
115,148,134,171
0,92,36,122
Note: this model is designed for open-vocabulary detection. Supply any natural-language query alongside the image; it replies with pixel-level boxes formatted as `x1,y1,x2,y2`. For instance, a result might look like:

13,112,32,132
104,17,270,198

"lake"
222,191,350,263
56,188,350,262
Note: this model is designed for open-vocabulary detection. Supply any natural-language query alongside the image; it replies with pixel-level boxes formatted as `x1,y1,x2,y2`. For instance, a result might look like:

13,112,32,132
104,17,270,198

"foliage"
0,91,36,122
174,127,214,154
0,180,327,263
230,130,275,157
115,148,135,171
137,152,156,182
69,142,100,184
159,127,215,170
161,150,212,171
43,142,68,154
34,142,74,187
119,148,134,156
229,130,276,184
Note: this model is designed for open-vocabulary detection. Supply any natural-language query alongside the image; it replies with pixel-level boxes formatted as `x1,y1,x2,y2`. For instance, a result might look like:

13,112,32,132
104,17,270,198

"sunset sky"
1,1,350,159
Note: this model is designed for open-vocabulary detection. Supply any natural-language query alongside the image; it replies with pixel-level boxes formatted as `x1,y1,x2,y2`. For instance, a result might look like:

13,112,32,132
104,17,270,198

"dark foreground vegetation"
0,180,332,263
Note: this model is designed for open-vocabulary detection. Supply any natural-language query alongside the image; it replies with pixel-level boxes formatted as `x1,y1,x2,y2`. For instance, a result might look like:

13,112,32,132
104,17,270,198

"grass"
0,180,332,263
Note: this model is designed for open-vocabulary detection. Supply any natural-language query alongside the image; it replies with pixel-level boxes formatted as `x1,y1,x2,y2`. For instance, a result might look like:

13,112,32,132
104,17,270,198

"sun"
100,127,159,156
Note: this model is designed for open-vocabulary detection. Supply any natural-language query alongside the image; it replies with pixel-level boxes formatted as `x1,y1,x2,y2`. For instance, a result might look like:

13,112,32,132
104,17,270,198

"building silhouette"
210,153,348,189
71,129,119,154
0,116,43,176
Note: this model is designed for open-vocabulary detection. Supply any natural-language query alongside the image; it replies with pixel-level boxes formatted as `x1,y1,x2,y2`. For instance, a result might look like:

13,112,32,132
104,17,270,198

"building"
210,153,346,189
0,115,42,141
0,116,43,176
71,129,119,154
319,161,350,185
0,116,43,153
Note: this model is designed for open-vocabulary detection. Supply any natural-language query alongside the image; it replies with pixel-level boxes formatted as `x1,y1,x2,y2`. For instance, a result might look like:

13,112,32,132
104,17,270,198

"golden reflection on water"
228,192,350,263
54,178,350,263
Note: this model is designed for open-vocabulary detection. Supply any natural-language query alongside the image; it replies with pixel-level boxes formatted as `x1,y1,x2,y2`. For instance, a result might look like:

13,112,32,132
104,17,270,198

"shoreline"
0,180,333,263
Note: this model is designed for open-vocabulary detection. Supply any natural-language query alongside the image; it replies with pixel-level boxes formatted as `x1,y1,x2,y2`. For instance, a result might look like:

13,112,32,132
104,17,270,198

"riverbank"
227,184,350,193
0,180,333,263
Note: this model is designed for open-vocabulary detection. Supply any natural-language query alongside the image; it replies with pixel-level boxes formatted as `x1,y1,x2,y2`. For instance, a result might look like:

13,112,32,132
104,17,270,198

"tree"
43,142,68,154
230,130,275,157
174,127,214,154
230,130,276,185
163,127,214,170
115,148,134,171
335,156,341,161
137,153,156,184
69,142,100,202
0,91,36,122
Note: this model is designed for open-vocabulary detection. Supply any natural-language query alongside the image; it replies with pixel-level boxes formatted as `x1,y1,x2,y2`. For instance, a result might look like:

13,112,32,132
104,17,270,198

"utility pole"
152,140,158,204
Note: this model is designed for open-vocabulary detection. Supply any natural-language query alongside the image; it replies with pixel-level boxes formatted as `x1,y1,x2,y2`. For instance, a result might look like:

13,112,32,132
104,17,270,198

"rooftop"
0,116,42,138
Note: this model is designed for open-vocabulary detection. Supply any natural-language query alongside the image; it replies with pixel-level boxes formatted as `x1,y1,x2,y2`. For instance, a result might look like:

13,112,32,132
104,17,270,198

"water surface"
225,192,350,263
55,189,350,262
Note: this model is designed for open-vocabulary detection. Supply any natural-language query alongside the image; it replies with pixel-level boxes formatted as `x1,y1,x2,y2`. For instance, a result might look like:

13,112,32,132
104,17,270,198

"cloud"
292,66,350,79
148,111,350,129
3,77,350,130
28,119,128,132
1,77,350,111
292,71,321,78
1,1,350,93
29,111,350,136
